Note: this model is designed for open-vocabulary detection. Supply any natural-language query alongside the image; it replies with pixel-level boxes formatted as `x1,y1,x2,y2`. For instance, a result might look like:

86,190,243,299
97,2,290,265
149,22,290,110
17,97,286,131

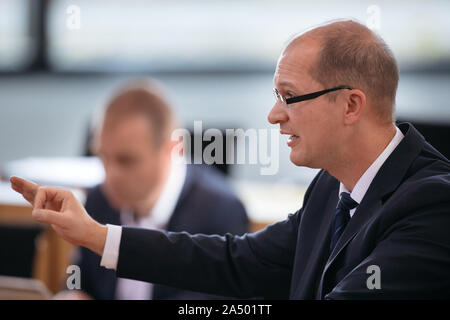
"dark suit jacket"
115,122,450,299
76,164,249,300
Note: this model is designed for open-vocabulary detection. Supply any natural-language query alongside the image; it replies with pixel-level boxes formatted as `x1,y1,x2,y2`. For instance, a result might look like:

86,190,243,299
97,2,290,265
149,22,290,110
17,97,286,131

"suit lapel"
166,165,195,230
291,179,339,298
316,122,425,298
316,191,383,298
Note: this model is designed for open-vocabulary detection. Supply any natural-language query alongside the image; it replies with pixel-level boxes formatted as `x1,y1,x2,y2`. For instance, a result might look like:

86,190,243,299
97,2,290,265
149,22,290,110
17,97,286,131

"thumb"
32,208,67,227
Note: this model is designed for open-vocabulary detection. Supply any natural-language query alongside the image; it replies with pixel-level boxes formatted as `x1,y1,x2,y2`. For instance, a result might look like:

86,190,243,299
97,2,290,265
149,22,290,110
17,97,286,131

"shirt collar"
121,158,187,228
339,125,405,206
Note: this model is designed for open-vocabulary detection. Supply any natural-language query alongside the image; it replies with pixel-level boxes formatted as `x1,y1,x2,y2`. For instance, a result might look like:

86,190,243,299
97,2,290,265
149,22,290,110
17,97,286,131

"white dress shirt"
338,126,404,217
100,159,187,299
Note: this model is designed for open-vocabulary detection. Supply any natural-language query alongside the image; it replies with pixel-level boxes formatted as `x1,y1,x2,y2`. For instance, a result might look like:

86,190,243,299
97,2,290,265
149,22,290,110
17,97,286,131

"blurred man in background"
56,82,249,299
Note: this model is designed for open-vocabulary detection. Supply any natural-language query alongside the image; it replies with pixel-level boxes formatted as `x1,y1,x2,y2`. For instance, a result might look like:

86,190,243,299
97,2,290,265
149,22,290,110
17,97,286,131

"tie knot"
337,192,358,211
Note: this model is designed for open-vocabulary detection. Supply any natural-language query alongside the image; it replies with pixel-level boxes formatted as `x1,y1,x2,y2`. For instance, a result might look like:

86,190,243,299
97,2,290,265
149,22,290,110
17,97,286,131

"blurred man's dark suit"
115,122,450,299
76,165,249,300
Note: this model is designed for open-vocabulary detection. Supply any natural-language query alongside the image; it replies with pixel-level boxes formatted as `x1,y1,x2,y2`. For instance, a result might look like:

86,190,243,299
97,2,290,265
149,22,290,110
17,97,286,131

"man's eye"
285,92,295,98
117,157,136,167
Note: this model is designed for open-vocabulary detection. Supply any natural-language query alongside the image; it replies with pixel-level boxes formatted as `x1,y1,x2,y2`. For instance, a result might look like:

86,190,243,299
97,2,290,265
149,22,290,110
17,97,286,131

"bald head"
100,82,176,149
285,20,399,124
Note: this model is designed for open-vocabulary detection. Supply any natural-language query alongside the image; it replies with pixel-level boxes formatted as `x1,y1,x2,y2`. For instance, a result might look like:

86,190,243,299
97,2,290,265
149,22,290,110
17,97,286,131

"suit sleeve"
202,198,249,236
116,210,300,299
115,170,323,299
325,201,450,299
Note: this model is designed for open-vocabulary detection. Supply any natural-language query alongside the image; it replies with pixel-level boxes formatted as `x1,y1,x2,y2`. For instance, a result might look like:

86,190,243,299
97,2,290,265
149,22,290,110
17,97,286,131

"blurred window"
46,0,450,72
0,0,34,71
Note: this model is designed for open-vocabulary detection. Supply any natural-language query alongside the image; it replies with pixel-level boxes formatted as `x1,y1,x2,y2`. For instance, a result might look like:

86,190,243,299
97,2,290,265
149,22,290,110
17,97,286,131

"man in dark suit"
11,20,450,299
54,83,249,300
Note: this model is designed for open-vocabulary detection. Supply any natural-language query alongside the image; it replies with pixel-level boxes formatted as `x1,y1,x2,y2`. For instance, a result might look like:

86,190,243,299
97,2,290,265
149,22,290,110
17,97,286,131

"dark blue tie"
330,192,358,252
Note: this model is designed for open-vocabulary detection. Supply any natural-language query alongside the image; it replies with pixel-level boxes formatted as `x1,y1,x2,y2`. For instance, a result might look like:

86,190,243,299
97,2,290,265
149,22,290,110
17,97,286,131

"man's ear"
343,89,366,125
163,135,183,158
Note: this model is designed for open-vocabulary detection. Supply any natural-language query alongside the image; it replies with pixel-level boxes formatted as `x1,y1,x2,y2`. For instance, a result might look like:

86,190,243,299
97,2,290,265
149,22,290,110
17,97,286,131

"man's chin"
290,152,313,168
289,152,304,167
106,194,129,210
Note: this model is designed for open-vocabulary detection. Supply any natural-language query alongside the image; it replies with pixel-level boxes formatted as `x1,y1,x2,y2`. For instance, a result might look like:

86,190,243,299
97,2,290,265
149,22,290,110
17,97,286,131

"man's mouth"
287,135,299,143
286,134,300,147
280,130,300,147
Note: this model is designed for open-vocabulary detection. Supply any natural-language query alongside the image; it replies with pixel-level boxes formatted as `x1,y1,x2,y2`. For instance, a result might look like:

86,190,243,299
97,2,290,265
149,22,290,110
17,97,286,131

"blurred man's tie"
330,192,358,252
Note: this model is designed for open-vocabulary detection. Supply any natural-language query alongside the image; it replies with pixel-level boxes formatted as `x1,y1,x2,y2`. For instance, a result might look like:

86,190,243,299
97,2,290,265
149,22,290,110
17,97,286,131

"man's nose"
103,163,121,182
268,102,288,125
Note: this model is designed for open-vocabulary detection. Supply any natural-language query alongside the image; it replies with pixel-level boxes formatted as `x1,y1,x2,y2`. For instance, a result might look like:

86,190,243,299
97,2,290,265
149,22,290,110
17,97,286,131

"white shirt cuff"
100,224,122,270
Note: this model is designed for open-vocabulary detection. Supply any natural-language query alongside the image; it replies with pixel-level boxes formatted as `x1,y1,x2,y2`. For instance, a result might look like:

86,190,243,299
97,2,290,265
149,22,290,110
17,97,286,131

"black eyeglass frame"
273,85,353,105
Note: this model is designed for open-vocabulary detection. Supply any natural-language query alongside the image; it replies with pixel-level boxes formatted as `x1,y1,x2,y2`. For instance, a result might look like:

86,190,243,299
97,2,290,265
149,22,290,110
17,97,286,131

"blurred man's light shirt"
100,159,186,300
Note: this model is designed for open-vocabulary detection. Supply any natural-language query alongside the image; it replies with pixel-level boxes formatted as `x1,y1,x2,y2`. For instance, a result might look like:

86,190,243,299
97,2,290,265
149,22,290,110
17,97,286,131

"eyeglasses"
273,85,353,106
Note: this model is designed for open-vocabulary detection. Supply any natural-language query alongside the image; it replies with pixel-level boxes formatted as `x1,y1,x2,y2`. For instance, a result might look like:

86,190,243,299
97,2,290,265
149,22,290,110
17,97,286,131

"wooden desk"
232,180,306,232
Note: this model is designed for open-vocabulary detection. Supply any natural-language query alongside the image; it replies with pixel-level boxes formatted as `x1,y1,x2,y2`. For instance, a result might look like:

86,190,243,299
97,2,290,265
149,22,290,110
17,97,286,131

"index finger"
10,176,40,205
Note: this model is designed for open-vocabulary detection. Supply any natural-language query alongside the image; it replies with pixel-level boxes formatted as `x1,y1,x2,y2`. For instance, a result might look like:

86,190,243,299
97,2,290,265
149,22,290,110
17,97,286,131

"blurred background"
0,0,449,297
1,0,450,183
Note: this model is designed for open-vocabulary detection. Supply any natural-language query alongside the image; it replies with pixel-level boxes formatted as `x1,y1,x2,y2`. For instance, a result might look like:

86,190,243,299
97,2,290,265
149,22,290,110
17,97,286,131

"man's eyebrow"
275,81,299,92
274,78,292,87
